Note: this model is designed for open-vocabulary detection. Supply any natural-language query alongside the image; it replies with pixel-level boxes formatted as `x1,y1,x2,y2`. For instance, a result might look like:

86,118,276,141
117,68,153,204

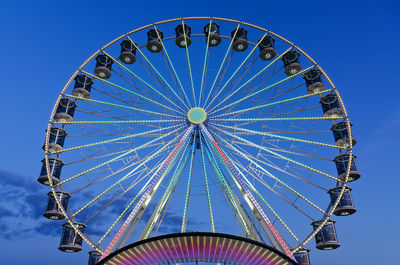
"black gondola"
88,251,101,265
54,98,77,123
44,191,70,220
319,94,343,118
304,69,325,94
311,220,340,250
231,27,248,52
282,51,302,76
38,158,63,185
72,74,93,99
293,248,311,265
259,36,276,61
334,154,361,182
59,222,87,252
328,187,356,216
94,54,113,79
203,22,221,46
146,29,163,53
331,122,356,148
43,127,67,152
119,40,137,64
175,24,191,48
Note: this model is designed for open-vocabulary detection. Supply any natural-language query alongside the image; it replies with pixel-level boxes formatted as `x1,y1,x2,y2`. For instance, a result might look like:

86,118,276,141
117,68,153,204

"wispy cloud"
0,170,60,240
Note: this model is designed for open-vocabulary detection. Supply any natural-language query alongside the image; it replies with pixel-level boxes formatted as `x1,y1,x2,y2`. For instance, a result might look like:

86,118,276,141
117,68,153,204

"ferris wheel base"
97,232,297,265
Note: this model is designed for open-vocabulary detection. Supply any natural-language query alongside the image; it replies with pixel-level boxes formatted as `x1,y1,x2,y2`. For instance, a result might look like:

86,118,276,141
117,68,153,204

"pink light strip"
101,125,194,259
200,124,295,260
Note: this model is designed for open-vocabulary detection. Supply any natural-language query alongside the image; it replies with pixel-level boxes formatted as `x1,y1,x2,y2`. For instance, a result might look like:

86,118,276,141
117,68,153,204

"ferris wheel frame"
42,16,356,262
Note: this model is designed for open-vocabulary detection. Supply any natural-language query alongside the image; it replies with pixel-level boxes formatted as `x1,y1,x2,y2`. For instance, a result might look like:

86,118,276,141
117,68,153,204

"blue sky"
0,0,399,264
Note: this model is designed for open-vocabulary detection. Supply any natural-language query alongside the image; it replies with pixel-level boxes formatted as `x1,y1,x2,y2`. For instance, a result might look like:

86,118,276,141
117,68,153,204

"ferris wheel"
39,17,360,265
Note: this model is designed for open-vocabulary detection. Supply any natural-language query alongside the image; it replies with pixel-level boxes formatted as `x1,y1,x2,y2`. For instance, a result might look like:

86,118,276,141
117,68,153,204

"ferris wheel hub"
187,107,207,124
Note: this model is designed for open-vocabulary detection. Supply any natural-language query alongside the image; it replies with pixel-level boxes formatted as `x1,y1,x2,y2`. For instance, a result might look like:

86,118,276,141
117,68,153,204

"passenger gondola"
146,29,163,53
43,127,67,153
331,122,356,148
259,35,276,60
328,186,357,216
72,74,93,99
334,154,361,182
175,23,192,48
54,98,76,123
94,54,113,79
37,158,63,185
311,220,340,250
119,40,137,64
320,94,343,118
44,191,70,220
304,69,325,94
203,22,221,46
59,222,87,252
282,51,302,76
231,27,248,52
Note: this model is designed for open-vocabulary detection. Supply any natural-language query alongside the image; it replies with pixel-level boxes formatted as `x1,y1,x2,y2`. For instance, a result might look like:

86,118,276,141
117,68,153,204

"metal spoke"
84,158,163,224
203,24,241,108
199,133,215,232
202,132,261,240
210,65,315,115
200,124,295,259
198,20,213,107
128,32,191,110
229,157,301,244
180,20,196,106
70,148,171,195
232,158,315,221
181,131,197,233
210,129,327,215
97,50,184,113
55,119,182,125
140,135,192,240
221,141,330,192
101,125,194,259
96,162,164,245
214,89,333,118
65,94,180,119
206,33,268,110
51,124,180,154
212,116,337,123
116,139,187,248
211,122,344,150
81,66,182,116
213,125,341,182
208,46,293,114
56,125,185,186
72,128,188,220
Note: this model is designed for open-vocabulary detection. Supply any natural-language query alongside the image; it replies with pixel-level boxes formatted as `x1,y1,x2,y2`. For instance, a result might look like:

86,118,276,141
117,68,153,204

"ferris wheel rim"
43,16,356,258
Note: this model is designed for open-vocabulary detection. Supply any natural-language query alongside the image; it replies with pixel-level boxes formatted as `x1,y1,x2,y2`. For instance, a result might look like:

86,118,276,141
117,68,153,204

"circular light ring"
98,232,297,265
44,17,356,255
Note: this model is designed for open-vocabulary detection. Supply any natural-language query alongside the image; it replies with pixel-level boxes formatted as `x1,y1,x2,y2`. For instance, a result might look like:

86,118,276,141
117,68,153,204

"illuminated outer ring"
98,232,297,265
44,16,355,255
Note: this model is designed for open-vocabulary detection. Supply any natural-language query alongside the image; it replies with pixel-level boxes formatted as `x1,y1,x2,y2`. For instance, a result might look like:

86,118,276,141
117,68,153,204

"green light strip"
65,94,178,118
213,89,334,118
211,130,326,214
181,21,196,107
203,24,241,108
81,69,182,115
213,125,340,182
200,135,215,232
210,122,343,149
181,132,197,232
206,33,268,110
210,65,314,115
